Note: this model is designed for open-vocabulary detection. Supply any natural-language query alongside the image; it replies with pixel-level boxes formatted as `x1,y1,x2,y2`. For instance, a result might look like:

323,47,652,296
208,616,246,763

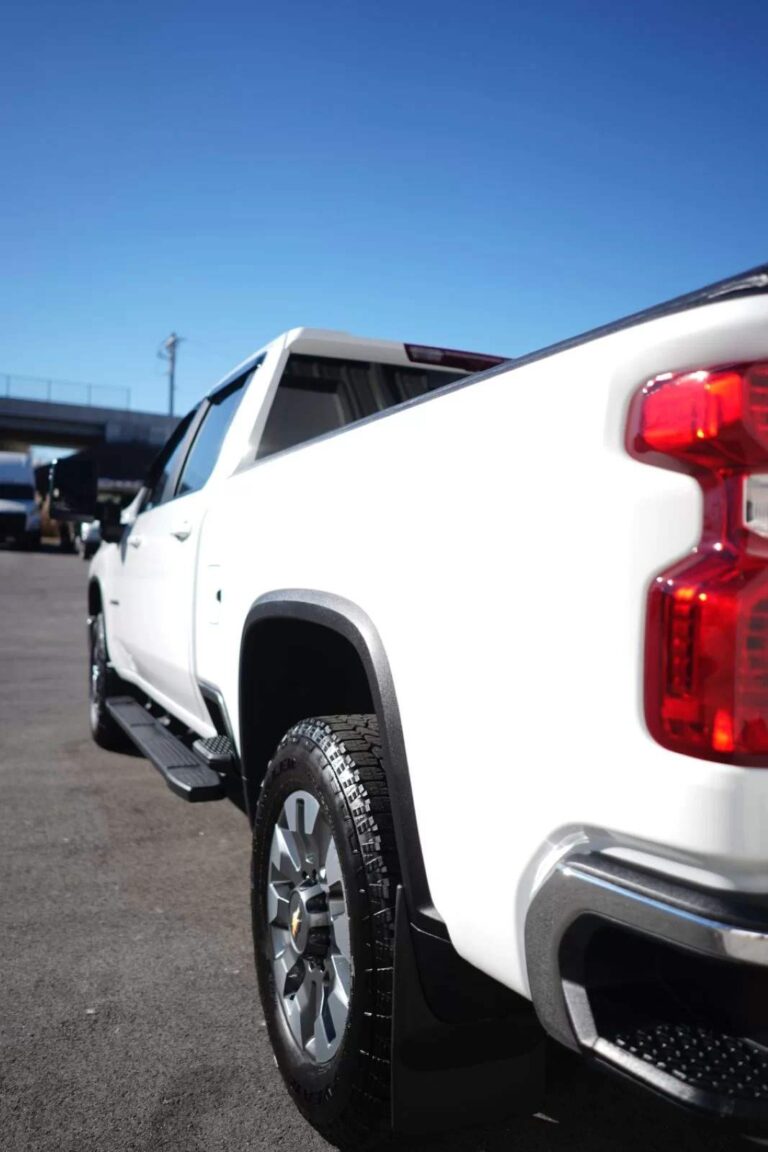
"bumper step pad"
106,697,226,802
610,1020,768,1102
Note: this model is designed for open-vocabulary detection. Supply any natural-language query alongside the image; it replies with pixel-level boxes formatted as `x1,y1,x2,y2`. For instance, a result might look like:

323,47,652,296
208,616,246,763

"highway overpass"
0,395,179,452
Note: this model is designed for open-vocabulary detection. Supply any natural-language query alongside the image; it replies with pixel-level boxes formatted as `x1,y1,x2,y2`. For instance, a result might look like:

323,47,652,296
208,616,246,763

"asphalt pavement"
0,547,746,1151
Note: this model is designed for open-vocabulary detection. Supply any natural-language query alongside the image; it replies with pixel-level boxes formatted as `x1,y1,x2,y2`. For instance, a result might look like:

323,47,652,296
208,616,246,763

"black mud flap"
390,889,546,1135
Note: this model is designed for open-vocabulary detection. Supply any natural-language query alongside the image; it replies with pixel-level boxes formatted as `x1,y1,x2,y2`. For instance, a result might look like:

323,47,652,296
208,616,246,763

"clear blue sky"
2,0,767,416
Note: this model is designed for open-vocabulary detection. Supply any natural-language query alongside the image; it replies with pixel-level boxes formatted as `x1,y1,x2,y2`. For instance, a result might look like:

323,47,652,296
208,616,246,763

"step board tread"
106,696,225,802
193,733,234,767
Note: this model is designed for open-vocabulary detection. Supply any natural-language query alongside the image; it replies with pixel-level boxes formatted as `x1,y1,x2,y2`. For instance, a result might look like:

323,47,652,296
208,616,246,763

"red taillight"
626,362,768,765
628,363,768,471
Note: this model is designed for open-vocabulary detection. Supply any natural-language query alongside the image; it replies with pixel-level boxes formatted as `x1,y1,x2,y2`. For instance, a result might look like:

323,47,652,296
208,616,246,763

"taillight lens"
626,362,768,765
628,363,768,471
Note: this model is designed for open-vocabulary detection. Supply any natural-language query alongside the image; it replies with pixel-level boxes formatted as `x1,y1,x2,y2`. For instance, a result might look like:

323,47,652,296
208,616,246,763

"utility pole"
158,332,184,415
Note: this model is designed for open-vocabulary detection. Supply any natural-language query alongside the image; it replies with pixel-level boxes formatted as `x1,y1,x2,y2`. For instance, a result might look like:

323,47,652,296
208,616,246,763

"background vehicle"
0,452,41,548
53,272,768,1145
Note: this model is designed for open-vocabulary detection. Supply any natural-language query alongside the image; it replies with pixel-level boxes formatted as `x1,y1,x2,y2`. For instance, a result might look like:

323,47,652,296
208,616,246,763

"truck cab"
0,452,41,549
94,327,500,731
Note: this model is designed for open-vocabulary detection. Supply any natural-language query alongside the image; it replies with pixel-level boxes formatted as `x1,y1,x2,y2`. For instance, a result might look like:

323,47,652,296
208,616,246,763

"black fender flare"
239,588,443,937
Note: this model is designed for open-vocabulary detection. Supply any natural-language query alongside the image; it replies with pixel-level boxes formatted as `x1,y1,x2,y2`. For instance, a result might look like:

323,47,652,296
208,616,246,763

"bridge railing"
1,373,131,410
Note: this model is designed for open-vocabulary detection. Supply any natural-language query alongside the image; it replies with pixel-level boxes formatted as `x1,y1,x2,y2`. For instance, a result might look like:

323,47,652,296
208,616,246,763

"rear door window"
175,373,250,497
141,408,199,511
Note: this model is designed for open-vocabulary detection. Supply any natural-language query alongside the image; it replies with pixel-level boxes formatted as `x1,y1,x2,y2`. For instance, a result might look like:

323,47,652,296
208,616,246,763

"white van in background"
0,453,42,549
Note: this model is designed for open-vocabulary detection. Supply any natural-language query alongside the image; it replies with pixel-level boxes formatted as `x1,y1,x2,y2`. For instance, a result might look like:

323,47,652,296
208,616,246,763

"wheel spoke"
329,953,351,1003
267,881,291,927
283,791,319,839
311,995,335,1064
326,839,349,958
329,903,351,961
270,826,304,885
284,792,326,874
313,815,332,871
283,981,307,1048
293,967,320,1049
272,944,296,997
323,837,342,889
302,792,322,837
325,979,349,1045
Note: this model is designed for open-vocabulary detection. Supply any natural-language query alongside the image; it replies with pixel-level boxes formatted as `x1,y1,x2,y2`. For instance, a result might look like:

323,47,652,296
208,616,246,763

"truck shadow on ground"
388,1049,737,1152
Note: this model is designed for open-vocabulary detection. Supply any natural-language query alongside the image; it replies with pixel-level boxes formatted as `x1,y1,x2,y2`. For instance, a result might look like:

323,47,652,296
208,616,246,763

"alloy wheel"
267,790,352,1064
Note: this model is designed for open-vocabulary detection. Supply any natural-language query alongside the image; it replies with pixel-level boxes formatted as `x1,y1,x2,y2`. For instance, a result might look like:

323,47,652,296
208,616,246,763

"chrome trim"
525,852,768,1053
559,865,768,966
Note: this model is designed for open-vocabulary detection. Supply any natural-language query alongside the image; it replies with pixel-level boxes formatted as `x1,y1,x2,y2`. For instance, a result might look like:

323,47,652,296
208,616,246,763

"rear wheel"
252,715,399,1149
88,613,126,750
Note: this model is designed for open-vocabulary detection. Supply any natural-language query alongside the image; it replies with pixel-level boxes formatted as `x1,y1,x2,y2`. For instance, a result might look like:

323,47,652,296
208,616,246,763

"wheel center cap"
288,890,309,954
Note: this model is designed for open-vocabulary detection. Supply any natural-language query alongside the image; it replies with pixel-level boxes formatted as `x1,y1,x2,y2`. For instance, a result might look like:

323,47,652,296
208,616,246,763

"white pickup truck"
52,267,768,1146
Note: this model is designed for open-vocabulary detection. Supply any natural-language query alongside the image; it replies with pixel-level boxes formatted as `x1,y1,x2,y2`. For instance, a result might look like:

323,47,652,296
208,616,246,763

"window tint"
377,363,464,405
142,409,197,511
176,375,248,497
256,356,367,459
256,354,464,460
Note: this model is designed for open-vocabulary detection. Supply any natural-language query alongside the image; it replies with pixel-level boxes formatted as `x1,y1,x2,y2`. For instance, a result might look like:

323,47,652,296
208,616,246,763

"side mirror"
99,500,124,544
49,455,97,521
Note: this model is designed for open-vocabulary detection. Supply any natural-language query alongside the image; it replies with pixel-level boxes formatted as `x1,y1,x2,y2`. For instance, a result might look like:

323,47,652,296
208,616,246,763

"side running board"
106,696,226,802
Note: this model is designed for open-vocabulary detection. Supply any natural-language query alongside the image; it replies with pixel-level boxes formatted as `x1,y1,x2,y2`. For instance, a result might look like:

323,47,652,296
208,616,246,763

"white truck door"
117,376,249,726
113,407,202,717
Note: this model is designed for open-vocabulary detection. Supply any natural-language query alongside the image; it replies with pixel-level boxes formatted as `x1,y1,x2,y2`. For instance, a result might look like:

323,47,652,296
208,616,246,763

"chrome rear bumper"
526,853,768,1127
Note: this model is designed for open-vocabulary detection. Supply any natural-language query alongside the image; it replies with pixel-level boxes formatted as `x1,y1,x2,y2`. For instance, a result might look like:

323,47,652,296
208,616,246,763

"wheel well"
239,617,374,817
88,579,102,617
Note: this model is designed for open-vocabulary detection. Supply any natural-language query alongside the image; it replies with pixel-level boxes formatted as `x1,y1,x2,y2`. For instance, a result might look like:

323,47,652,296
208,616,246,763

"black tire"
252,715,400,1150
59,523,75,553
88,613,126,750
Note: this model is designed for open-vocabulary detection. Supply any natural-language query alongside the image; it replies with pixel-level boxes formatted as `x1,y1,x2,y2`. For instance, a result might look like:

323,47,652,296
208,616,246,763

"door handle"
128,535,142,549
171,523,192,542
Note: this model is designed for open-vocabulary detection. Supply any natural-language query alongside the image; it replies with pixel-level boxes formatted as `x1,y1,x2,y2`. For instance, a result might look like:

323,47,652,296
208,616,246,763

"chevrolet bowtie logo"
290,905,302,940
